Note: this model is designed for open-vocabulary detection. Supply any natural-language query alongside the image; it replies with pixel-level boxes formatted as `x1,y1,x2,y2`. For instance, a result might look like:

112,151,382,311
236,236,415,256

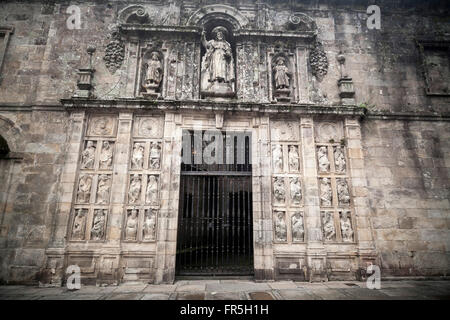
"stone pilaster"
344,118,377,270
301,117,327,281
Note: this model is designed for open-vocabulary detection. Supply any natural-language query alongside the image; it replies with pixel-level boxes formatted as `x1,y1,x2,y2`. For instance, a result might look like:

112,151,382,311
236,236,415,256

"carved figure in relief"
126,209,139,241
340,212,354,242
99,141,113,169
273,57,291,89
128,174,142,204
337,179,350,205
322,211,336,241
317,146,330,172
92,117,110,136
274,211,287,241
272,145,283,172
291,212,305,242
72,209,87,240
334,146,346,174
77,174,92,203
320,178,332,206
91,209,106,240
81,141,96,169
146,175,158,205
290,177,302,205
149,142,161,169
143,52,163,93
143,209,157,241
273,177,286,204
96,174,111,204
288,146,300,171
201,26,235,90
132,143,145,169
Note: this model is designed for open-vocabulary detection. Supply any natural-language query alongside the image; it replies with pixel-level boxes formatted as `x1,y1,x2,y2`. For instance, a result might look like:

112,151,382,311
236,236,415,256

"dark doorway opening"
175,130,253,276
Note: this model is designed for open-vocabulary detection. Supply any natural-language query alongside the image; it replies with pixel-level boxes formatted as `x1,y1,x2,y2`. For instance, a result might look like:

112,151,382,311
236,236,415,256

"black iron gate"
176,130,253,276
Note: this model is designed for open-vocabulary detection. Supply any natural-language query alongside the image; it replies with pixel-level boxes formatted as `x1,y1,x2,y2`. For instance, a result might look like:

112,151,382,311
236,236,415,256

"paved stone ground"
0,280,449,300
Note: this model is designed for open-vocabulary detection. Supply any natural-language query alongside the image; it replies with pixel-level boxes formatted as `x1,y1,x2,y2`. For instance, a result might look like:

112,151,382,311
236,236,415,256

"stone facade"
0,0,448,285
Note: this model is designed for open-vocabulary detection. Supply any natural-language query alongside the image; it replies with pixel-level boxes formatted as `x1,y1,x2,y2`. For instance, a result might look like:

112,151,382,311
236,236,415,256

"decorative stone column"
44,111,86,286
301,117,327,281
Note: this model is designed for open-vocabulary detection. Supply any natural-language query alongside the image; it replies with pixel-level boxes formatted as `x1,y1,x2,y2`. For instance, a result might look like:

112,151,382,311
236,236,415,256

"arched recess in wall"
0,115,24,155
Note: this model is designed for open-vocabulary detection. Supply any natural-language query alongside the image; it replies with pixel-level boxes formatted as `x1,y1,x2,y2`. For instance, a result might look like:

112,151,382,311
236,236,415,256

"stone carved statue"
273,177,286,204
128,174,142,204
337,179,350,205
146,175,158,205
288,146,300,172
91,209,106,240
132,143,145,169
290,177,302,205
201,27,235,97
81,141,96,169
340,212,354,242
99,141,113,169
317,146,330,173
72,209,87,240
320,178,332,206
334,146,346,174
125,209,139,241
77,174,92,203
96,174,111,204
143,209,157,241
272,145,283,172
273,57,291,89
149,142,161,169
143,52,163,93
322,211,336,241
291,212,305,242
274,211,287,242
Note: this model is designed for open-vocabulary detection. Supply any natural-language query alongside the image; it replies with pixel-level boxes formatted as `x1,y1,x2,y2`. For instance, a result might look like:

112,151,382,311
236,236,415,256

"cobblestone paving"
0,280,449,300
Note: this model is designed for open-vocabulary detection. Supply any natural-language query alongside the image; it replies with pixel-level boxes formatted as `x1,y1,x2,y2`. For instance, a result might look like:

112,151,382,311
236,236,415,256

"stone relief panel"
71,208,88,241
291,212,305,243
91,209,107,241
142,209,157,241
274,210,287,242
77,174,93,204
99,141,114,170
315,121,354,244
146,175,159,205
133,117,164,139
270,121,300,142
289,177,302,206
88,116,117,137
81,141,96,169
125,209,139,241
288,145,300,172
273,177,286,205
96,174,112,204
128,174,142,204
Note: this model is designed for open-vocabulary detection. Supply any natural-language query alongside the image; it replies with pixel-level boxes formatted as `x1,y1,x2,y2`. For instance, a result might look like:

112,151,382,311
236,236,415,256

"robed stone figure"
201,26,235,97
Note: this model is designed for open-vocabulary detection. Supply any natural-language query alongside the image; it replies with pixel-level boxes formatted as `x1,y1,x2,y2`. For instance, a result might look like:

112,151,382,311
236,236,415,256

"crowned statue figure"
201,26,235,98
142,51,163,98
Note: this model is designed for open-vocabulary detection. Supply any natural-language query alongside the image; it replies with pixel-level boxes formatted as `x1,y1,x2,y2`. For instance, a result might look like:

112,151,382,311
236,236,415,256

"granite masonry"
0,0,448,286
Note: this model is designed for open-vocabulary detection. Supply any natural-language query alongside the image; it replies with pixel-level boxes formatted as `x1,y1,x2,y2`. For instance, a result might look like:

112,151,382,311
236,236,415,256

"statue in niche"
99,141,113,169
273,57,292,102
125,209,139,241
334,146,346,174
146,175,158,205
272,145,283,172
290,177,302,205
91,209,106,240
288,146,300,172
72,209,87,240
81,141,96,169
77,174,92,203
132,143,145,169
322,211,336,241
320,178,332,207
96,174,111,204
142,51,163,98
340,212,354,242
128,174,142,204
317,146,330,173
274,211,287,242
273,177,286,204
149,142,161,169
201,26,235,98
143,209,157,241
337,179,350,205
291,212,305,242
